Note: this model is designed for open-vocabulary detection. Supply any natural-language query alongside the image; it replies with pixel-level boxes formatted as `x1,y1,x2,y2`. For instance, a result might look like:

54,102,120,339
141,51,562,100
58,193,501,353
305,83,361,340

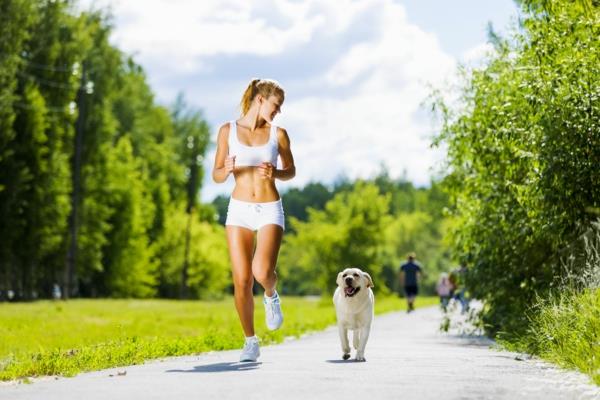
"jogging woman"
212,78,295,362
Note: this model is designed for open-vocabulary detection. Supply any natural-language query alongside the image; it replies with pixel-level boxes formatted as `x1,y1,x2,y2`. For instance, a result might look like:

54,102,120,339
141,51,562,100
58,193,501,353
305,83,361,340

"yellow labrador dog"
333,267,374,361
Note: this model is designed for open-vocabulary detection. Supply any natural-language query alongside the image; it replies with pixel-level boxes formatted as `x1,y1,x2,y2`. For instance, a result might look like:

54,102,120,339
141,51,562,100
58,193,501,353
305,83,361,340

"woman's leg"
252,224,283,296
226,226,256,337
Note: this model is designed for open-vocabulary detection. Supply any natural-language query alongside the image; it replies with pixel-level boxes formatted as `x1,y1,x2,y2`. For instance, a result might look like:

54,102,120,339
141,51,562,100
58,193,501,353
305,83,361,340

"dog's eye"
342,274,347,278
353,273,359,277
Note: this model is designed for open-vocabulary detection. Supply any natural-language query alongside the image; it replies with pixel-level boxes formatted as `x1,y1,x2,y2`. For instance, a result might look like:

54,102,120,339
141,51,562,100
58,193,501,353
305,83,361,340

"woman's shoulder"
216,122,233,142
273,125,289,138
219,121,237,133
220,120,236,130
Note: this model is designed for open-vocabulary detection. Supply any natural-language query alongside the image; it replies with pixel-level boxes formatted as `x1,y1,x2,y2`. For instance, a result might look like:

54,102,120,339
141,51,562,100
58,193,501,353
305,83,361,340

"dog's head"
336,267,374,297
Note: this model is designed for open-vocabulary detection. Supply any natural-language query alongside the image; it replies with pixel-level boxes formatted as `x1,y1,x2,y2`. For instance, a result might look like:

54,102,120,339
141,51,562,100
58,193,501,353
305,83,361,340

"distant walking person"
212,78,296,362
449,261,470,314
399,252,423,313
436,273,452,312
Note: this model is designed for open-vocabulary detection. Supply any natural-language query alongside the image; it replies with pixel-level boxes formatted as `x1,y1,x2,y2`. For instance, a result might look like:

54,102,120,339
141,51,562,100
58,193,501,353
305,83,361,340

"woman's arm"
273,127,295,181
212,124,235,183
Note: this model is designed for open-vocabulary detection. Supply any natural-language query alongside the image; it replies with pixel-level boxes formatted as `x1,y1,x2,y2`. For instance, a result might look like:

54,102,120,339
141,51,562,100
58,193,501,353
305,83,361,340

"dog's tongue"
344,286,355,295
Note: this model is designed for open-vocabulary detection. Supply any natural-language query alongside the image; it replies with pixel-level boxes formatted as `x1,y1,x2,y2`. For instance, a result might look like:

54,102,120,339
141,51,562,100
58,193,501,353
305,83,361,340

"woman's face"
258,94,283,122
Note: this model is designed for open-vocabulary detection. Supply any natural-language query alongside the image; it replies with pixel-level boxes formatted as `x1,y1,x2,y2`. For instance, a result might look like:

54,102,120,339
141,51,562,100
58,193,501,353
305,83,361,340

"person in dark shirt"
399,252,423,313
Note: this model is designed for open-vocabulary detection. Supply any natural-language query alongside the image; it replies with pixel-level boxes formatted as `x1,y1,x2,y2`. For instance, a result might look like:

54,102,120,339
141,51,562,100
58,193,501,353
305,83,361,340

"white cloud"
78,0,465,201
460,42,496,68
325,42,375,87
275,0,455,189
80,0,325,73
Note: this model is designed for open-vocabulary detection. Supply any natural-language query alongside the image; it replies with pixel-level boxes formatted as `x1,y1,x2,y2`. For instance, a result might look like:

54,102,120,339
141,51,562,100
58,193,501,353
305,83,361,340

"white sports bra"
228,121,279,167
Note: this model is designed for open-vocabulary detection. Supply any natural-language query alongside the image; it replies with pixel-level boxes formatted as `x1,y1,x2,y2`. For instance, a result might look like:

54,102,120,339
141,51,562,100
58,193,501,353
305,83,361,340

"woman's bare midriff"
231,166,280,202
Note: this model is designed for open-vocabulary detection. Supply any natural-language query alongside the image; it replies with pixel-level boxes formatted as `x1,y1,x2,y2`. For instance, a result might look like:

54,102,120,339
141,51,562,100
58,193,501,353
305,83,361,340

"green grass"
498,288,600,385
0,295,437,381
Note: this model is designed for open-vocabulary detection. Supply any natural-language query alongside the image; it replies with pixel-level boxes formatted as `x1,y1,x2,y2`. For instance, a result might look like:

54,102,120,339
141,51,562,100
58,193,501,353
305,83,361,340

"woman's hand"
225,156,236,174
257,162,275,180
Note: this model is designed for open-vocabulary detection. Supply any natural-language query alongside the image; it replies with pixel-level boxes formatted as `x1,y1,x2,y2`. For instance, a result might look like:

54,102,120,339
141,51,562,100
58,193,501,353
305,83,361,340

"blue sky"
402,0,518,57
80,0,519,201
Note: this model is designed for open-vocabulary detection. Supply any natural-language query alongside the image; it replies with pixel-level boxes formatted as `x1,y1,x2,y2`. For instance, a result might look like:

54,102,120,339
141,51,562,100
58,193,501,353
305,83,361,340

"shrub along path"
1,306,598,400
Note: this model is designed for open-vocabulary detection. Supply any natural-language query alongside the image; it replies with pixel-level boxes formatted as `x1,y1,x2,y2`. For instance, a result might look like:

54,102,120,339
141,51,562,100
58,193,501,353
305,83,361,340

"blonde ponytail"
239,78,285,116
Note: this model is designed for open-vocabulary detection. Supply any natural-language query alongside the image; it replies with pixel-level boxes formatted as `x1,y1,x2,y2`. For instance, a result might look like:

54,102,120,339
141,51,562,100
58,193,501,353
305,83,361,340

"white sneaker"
264,291,283,330
239,337,260,362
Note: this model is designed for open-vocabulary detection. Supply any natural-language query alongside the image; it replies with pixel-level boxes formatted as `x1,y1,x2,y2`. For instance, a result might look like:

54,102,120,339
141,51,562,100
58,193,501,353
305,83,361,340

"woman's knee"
233,275,254,293
252,264,276,285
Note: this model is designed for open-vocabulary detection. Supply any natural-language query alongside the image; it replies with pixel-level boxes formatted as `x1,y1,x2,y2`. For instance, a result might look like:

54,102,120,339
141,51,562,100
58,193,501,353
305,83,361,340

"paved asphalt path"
1,305,598,400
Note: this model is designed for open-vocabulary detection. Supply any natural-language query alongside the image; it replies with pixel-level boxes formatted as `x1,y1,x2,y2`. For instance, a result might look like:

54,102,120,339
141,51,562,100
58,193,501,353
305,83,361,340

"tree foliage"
278,177,451,296
0,0,227,300
432,0,600,333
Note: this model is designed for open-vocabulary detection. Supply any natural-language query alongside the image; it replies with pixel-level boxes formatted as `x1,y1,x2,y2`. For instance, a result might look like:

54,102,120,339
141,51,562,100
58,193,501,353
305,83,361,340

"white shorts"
225,198,285,231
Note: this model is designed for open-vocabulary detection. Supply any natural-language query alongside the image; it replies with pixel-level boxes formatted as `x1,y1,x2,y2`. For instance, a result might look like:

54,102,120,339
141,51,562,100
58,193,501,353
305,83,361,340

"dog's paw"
355,352,366,362
342,353,351,360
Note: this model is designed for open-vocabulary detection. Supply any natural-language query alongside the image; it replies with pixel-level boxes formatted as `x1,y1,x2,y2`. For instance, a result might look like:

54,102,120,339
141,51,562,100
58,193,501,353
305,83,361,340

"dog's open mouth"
344,285,361,297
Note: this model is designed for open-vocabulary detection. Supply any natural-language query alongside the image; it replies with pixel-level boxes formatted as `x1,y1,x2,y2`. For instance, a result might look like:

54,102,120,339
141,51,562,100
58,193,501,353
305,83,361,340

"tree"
280,182,390,294
101,137,156,297
1,0,85,299
0,0,36,299
171,94,210,298
0,1,221,300
432,0,600,333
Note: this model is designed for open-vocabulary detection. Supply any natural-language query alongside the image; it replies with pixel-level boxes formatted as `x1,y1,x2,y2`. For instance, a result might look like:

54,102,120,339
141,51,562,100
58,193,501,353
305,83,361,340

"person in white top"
212,78,296,362
436,272,453,312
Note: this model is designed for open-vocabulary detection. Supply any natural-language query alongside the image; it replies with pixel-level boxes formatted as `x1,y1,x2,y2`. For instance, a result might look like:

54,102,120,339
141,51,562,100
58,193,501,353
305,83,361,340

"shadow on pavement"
324,359,366,363
166,362,261,373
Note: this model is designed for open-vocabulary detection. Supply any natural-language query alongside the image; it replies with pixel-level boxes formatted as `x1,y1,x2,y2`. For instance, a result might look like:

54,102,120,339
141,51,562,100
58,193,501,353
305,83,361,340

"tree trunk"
64,63,86,299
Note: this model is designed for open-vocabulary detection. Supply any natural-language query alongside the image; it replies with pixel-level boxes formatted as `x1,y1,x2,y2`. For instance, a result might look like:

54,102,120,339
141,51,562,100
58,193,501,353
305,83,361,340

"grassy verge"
0,295,437,381
498,288,600,385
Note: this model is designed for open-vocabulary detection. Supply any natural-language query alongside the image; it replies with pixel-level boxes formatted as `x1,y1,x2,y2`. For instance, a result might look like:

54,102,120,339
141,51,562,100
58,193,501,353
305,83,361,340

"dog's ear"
336,272,344,286
363,272,374,288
